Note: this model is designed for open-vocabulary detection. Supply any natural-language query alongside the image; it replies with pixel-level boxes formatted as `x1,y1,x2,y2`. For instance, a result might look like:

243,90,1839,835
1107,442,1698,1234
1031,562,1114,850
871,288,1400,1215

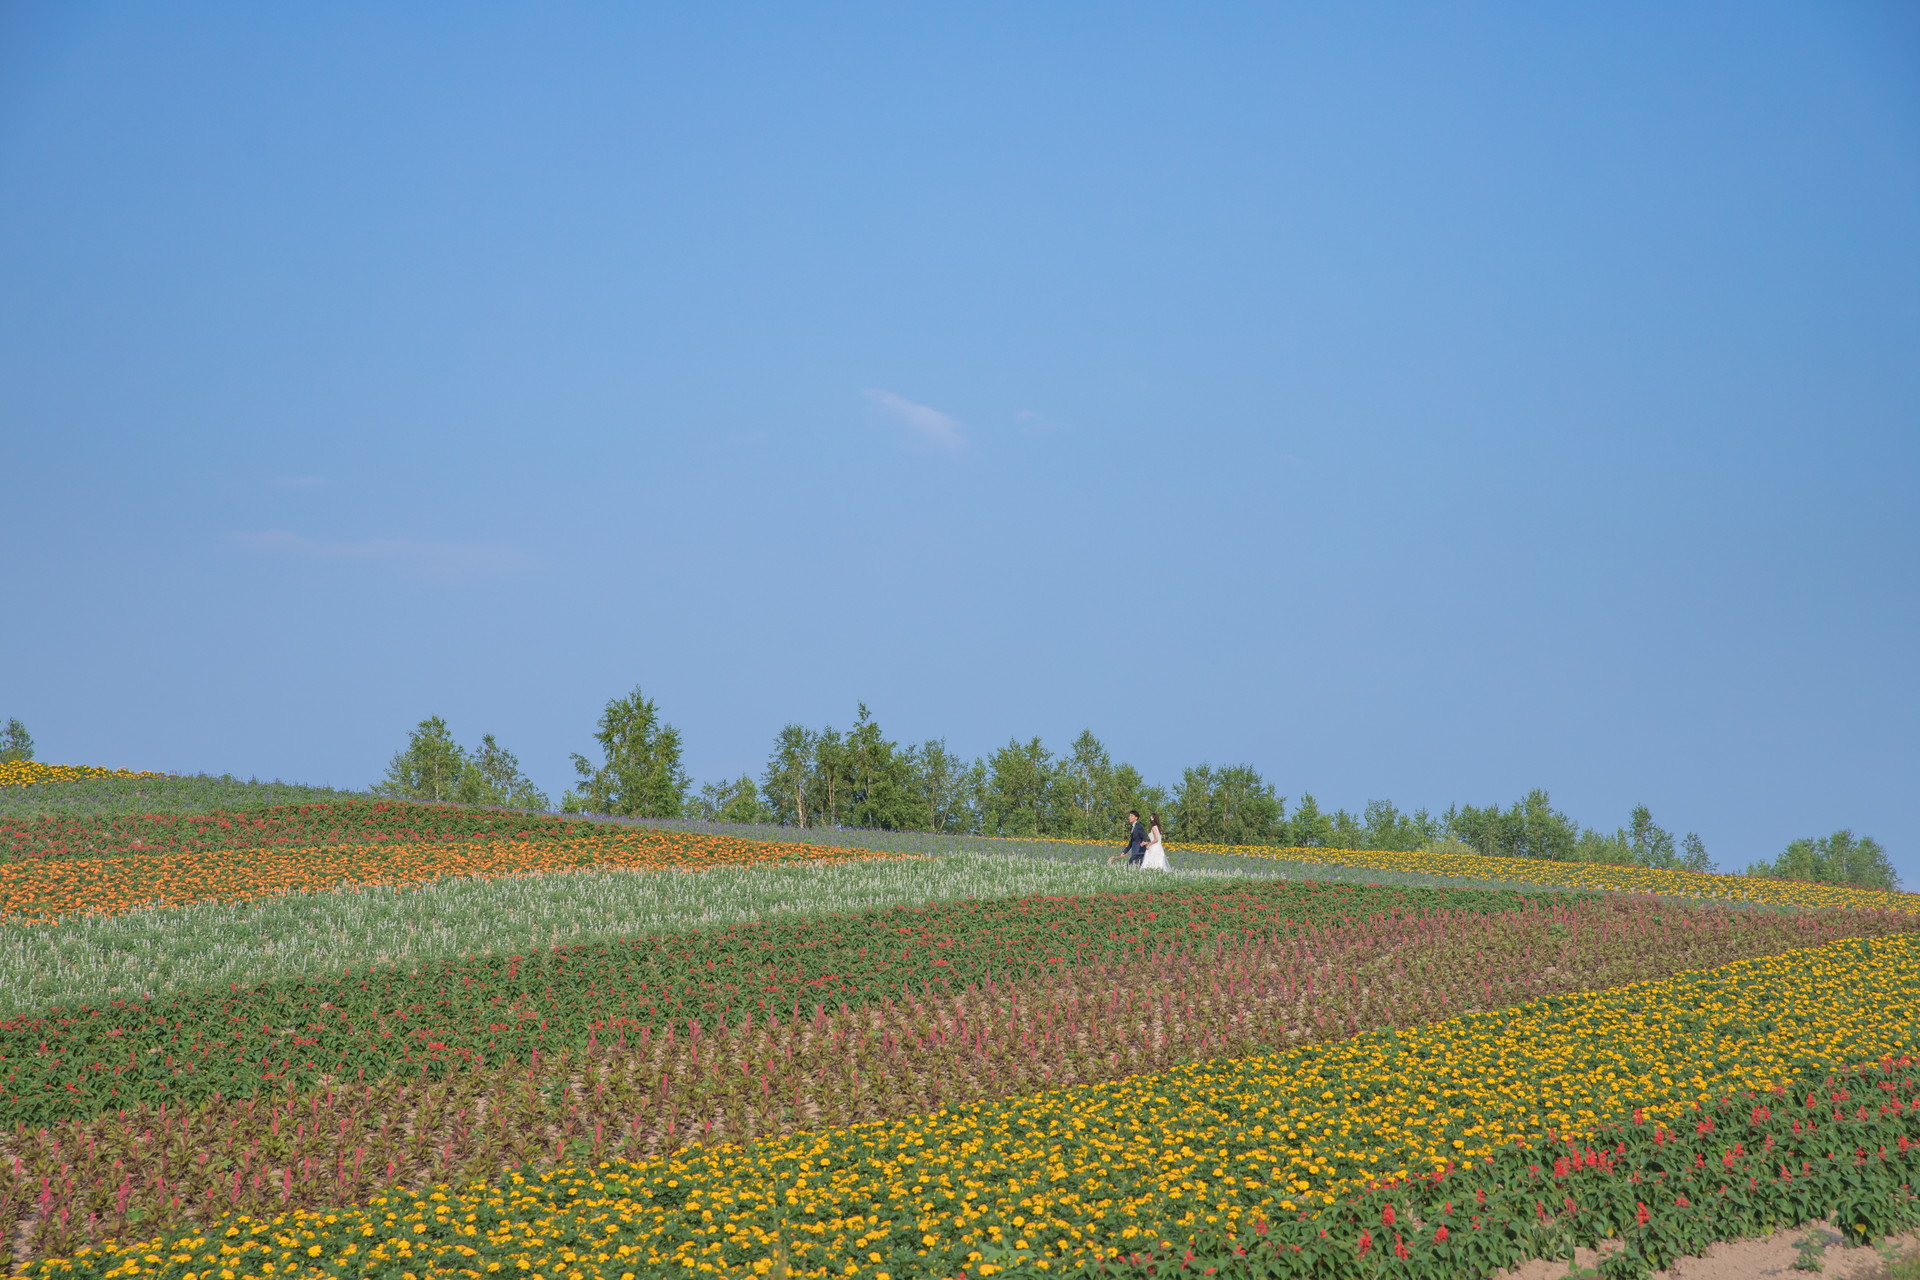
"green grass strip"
0,774,368,818
614,816,1571,895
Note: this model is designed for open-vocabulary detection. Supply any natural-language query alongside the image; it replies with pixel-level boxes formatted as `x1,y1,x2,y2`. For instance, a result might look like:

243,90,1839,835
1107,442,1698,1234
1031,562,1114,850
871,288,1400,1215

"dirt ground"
1493,1221,1920,1279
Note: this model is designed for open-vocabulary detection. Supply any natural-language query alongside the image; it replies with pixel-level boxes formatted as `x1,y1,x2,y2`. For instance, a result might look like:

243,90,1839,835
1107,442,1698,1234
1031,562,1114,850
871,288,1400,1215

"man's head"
1127,810,1139,823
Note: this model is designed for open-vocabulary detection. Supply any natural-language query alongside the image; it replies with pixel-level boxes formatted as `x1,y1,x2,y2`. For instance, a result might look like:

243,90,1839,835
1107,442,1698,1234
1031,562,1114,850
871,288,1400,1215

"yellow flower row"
1137,838,1920,915
40,931,1920,1280
0,761,168,786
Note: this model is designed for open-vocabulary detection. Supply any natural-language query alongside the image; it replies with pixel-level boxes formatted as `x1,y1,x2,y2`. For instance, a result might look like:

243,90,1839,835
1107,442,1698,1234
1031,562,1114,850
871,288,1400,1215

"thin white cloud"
1014,409,1074,433
235,530,536,580
863,389,967,452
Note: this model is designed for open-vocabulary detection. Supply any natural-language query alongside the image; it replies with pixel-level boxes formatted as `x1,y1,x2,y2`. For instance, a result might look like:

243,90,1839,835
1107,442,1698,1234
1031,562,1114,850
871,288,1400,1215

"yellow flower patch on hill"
0,762,167,787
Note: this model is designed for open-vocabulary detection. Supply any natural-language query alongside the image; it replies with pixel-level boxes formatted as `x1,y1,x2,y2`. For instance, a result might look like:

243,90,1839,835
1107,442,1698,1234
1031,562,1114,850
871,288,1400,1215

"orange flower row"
0,829,907,923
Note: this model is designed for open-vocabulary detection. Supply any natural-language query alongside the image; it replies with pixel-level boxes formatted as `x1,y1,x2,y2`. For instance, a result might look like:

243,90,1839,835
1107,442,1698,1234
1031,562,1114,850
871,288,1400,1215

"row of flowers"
42,1061,1918,1280
0,764,166,787
24,932,1920,1279
0,880,1576,1123
1162,838,1920,916
2,802,584,863
4,889,1900,1249
0,831,907,925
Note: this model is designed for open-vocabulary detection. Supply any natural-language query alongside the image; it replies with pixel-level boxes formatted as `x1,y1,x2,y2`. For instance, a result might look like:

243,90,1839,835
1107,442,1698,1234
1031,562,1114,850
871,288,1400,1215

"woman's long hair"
1147,813,1162,839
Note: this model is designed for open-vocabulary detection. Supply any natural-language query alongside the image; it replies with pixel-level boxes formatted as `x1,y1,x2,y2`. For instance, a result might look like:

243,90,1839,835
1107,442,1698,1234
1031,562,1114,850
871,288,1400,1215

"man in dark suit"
1123,810,1148,866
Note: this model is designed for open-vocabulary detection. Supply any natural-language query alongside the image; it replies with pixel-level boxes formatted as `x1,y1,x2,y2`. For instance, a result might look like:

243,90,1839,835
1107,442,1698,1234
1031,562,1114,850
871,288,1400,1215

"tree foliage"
1745,830,1896,889
692,775,773,824
911,738,981,834
373,717,551,810
1445,789,1579,861
985,737,1053,836
1628,804,1678,868
0,718,34,763
1171,764,1283,844
564,687,688,818
759,725,817,828
752,714,1159,842
373,716,467,803
458,734,551,810
356,694,1878,883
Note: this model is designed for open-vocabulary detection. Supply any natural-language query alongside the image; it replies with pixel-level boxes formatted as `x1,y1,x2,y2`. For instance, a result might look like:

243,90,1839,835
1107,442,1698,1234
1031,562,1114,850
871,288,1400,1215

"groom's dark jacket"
1125,819,1148,859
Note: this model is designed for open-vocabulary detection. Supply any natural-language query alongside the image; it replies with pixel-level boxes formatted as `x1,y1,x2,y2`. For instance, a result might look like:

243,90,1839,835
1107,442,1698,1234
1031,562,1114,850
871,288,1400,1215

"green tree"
811,728,851,826
1573,826,1635,864
1171,763,1283,844
907,738,978,833
1362,799,1439,851
1050,731,1153,840
961,756,992,832
0,718,33,763
1326,806,1367,850
564,687,689,818
1288,793,1333,847
1628,805,1679,868
1680,831,1714,873
693,775,773,824
1747,830,1896,890
894,736,975,836
844,705,926,830
373,716,469,802
1445,790,1578,861
1137,779,1172,835
457,734,551,810
760,725,819,827
1054,731,1114,839
985,737,1053,836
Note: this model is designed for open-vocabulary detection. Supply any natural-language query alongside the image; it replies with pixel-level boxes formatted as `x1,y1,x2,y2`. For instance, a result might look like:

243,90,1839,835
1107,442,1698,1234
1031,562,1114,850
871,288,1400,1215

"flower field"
0,855,1215,1016
15,882,1909,1126
1,778,1916,1278
0,803,582,863
0,778,366,821
22,936,1920,1280
0,765,166,788
0,829,901,924
1164,839,1920,916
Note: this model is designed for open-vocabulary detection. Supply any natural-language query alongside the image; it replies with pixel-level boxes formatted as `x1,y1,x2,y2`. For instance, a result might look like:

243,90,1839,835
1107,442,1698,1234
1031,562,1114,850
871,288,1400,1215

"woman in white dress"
1141,813,1169,870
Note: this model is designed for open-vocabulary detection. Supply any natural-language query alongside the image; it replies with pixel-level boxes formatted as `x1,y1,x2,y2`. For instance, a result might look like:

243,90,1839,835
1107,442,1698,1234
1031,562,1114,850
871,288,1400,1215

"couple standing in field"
1122,809,1168,870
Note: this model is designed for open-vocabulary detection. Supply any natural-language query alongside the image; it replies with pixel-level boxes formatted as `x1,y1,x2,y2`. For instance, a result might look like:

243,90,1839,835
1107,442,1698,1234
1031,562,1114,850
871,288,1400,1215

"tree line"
371,689,1901,890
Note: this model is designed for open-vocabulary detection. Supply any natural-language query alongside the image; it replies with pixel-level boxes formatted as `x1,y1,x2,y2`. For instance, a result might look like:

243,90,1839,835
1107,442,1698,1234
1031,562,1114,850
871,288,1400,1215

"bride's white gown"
1141,830,1169,870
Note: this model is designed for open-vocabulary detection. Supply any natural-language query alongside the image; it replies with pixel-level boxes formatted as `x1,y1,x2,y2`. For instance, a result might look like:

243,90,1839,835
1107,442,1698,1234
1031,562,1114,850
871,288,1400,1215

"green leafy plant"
1881,1240,1920,1280
1792,1230,1826,1271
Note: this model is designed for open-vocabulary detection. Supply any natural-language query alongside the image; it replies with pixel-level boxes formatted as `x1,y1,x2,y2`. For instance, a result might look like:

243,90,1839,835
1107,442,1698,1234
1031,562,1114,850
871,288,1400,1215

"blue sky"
3,3,1916,881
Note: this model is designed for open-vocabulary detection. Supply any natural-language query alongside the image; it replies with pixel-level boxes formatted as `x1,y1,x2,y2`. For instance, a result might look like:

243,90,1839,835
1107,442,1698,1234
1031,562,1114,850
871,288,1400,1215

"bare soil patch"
1495,1221,1920,1280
